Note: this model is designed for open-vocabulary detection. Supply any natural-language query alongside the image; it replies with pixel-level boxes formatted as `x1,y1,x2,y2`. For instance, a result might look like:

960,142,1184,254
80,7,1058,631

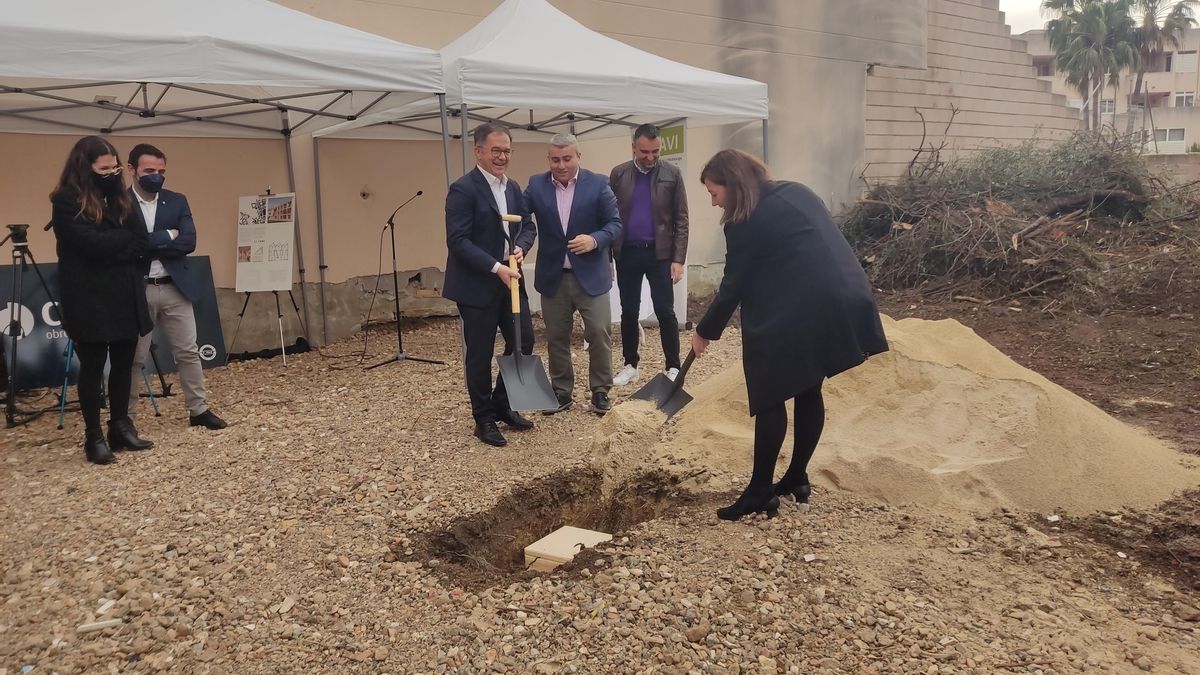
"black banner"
0,256,225,390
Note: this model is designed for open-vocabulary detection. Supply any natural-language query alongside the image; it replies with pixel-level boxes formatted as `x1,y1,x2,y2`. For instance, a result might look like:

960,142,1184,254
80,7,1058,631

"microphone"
43,219,53,232
386,190,423,228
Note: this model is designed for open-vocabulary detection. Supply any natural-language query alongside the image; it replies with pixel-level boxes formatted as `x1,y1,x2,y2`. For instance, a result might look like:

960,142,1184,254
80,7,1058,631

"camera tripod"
3,223,64,428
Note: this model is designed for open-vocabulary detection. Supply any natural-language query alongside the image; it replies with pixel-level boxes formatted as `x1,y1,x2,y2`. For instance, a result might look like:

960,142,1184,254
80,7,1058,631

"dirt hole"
410,467,689,590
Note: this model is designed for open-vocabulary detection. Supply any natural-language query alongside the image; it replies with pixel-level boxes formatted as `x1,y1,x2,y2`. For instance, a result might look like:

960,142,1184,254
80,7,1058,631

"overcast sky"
999,0,1046,34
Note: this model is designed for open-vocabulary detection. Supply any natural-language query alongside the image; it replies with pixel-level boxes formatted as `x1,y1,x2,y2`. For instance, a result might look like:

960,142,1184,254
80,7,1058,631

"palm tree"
1044,0,1139,129
1129,0,1197,108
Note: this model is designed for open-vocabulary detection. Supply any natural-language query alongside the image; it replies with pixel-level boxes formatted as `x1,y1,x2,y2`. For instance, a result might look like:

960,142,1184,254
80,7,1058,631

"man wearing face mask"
126,144,226,430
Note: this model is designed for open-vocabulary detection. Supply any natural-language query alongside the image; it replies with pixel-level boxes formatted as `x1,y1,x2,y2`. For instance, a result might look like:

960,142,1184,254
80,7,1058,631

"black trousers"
75,339,137,432
616,245,680,370
457,294,534,424
748,382,826,490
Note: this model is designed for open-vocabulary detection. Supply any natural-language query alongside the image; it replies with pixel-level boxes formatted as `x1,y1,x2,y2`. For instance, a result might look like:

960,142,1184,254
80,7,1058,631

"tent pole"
461,104,470,174
312,135,330,345
762,118,769,164
438,94,452,186
281,110,313,344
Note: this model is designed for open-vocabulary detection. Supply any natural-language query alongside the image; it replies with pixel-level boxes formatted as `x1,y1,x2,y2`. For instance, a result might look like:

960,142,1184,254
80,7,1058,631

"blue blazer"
128,187,203,304
442,168,537,308
525,169,622,298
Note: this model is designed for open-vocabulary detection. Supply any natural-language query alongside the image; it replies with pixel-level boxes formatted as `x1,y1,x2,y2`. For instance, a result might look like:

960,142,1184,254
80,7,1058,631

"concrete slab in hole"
524,526,612,572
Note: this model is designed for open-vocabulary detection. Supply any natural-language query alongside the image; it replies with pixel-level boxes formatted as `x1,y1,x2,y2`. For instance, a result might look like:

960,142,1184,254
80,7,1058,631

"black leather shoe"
474,421,507,447
717,487,780,521
591,391,612,415
774,482,812,504
497,409,533,430
189,409,228,430
84,429,116,465
542,397,574,416
107,418,153,451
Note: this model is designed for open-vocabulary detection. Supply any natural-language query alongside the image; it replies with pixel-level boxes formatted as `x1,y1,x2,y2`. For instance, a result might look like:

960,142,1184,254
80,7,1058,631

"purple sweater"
625,169,654,242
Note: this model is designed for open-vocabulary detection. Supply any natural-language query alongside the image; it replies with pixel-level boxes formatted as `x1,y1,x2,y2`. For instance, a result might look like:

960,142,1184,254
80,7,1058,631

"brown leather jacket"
608,159,689,264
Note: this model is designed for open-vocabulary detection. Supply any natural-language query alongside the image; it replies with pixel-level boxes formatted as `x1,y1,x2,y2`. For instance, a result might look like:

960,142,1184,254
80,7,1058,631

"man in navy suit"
125,144,226,431
525,134,622,415
444,124,537,447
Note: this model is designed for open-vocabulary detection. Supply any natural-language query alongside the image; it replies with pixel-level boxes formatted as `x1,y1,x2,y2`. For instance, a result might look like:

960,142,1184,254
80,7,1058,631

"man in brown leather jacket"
608,124,689,386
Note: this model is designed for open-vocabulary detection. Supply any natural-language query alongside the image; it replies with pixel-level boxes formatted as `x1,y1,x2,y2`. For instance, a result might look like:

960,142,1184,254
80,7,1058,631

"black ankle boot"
774,481,812,504
107,418,153,451
84,429,116,465
717,486,780,521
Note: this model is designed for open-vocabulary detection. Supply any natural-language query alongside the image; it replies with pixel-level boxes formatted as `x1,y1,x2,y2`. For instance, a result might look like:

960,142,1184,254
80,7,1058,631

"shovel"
629,349,696,418
496,215,560,412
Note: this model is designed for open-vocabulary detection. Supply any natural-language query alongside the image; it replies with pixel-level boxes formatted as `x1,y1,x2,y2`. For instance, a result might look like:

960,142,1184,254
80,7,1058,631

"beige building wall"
0,0,926,348
864,0,1081,181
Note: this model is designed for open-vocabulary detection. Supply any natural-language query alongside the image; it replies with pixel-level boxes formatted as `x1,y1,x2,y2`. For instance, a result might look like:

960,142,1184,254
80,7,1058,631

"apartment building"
1023,27,1200,153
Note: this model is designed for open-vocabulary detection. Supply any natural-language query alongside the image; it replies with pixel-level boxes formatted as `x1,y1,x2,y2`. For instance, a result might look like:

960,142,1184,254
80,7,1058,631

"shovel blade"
658,389,693,418
629,373,693,418
496,353,560,412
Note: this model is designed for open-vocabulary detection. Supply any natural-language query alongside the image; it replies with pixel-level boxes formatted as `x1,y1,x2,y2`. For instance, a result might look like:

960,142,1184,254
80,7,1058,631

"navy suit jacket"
128,187,202,304
525,169,622,298
442,168,536,308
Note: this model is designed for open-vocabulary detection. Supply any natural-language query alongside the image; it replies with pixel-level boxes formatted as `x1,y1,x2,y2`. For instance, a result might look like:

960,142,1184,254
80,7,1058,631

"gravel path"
2,319,1197,674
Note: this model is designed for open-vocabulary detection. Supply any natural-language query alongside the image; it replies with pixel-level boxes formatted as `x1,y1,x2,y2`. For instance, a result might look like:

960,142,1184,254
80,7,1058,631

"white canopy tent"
318,0,771,170
313,0,769,337
0,0,447,342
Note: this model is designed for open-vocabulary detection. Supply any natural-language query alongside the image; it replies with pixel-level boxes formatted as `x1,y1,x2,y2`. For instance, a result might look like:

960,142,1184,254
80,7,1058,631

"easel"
225,187,306,366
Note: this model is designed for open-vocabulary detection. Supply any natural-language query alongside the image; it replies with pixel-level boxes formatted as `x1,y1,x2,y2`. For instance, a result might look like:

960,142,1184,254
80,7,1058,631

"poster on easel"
235,192,295,293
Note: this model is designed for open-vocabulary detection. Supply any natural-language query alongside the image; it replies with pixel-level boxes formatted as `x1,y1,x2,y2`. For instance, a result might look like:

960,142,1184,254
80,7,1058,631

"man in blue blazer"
125,144,226,431
444,124,537,447
525,134,622,415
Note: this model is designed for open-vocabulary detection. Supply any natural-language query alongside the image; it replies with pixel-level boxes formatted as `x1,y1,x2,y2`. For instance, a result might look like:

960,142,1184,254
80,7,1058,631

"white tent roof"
319,0,768,139
0,0,444,137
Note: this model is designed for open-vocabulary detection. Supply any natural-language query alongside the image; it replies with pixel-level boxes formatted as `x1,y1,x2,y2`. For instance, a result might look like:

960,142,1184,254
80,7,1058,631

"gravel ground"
2,318,1198,674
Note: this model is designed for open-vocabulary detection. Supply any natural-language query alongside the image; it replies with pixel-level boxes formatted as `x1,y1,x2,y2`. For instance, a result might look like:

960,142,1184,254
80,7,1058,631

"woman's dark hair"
50,135,130,223
699,149,771,224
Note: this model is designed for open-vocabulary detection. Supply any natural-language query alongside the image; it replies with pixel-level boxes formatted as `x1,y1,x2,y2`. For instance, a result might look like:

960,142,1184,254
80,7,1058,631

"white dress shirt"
477,166,511,273
134,189,169,279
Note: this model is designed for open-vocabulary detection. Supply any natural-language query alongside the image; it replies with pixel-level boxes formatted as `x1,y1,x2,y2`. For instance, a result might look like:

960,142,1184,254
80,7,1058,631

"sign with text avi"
0,256,226,390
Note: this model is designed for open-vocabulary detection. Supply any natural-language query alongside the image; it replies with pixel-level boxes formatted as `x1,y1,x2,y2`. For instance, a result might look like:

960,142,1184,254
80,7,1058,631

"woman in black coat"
693,149,888,520
50,136,154,465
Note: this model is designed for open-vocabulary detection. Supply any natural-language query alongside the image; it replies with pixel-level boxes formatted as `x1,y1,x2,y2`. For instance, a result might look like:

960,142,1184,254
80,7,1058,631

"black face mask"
138,173,166,194
92,170,122,191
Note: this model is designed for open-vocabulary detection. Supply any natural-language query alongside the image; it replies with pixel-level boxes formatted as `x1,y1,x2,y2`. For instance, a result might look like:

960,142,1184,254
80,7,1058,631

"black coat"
442,169,537,309
51,189,152,344
697,181,888,415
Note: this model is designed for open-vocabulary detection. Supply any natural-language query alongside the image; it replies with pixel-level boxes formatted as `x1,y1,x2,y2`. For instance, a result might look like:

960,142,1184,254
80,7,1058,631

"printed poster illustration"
235,193,295,292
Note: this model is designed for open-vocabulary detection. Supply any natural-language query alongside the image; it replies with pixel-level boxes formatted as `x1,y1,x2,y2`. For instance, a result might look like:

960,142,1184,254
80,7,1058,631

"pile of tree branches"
842,129,1200,305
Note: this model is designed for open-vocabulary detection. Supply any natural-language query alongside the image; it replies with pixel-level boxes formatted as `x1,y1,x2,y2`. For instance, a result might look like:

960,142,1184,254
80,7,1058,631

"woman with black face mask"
50,135,153,465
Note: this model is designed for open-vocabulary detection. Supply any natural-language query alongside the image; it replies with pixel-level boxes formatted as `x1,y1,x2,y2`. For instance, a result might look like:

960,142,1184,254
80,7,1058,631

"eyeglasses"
93,166,123,176
486,148,513,158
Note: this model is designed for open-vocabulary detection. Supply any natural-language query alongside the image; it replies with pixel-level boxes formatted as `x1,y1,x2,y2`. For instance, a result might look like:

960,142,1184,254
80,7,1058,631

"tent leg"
461,104,470,175
312,136,330,345
762,118,769,164
281,111,313,344
439,94,453,186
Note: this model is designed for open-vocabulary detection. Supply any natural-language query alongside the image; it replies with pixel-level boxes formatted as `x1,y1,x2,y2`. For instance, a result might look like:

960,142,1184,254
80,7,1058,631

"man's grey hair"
549,133,580,151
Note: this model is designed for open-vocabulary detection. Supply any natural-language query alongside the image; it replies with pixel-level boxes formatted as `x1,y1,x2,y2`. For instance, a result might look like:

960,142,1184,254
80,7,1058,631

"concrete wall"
864,0,1081,182
1145,152,1200,184
0,0,926,349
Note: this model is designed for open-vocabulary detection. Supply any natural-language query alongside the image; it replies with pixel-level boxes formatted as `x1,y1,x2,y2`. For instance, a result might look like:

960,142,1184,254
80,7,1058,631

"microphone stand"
366,191,445,369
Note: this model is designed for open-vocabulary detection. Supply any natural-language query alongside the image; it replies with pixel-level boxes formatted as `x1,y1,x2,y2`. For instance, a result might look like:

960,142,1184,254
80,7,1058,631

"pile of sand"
637,315,1198,514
